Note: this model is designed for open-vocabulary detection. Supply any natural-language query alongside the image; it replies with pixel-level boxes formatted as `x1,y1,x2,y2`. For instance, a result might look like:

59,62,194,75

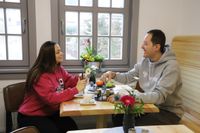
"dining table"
60,84,160,128
66,125,194,133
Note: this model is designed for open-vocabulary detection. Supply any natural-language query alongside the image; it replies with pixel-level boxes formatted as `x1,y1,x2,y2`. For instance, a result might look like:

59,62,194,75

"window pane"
98,0,110,7
80,12,92,36
0,8,5,34
6,8,21,34
98,13,110,36
8,36,22,60
111,14,123,36
0,35,6,60
5,0,20,3
65,37,78,60
65,12,78,35
65,0,78,6
80,0,93,7
98,37,109,59
111,38,122,59
112,0,124,8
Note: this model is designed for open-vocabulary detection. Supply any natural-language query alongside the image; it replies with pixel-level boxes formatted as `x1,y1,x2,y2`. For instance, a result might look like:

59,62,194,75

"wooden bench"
172,36,200,133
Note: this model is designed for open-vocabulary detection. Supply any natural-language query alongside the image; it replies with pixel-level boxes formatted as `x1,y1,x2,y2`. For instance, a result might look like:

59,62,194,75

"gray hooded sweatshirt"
114,46,184,118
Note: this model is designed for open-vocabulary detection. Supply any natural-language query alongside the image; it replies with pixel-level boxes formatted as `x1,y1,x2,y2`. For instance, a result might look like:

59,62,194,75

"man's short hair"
147,29,166,53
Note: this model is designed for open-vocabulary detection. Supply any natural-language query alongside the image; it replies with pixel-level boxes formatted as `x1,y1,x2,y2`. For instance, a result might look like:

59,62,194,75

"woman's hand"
76,78,87,92
78,73,87,80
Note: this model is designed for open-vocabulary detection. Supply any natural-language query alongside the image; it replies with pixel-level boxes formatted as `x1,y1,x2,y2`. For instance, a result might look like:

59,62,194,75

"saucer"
74,93,84,98
80,99,96,106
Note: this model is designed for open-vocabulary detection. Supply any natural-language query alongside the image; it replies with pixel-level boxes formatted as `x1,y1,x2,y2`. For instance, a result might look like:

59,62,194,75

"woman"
18,41,87,133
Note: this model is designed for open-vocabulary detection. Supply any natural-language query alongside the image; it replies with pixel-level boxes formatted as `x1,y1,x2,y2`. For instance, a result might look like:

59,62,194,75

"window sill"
0,68,28,80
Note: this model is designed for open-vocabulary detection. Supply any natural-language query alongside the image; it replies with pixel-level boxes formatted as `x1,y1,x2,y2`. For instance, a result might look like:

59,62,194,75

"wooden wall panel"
172,36,200,120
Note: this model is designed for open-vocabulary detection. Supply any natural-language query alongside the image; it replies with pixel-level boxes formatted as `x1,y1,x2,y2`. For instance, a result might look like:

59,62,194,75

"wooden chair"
10,126,39,133
3,82,26,133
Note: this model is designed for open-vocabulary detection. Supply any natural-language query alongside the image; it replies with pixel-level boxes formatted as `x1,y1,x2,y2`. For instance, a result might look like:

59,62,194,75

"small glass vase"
89,73,96,84
123,114,135,133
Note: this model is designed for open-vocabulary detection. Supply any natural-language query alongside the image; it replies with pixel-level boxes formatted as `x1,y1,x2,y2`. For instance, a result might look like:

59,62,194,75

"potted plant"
80,39,104,70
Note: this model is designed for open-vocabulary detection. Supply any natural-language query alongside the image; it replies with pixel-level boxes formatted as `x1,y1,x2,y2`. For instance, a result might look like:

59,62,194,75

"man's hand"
107,95,115,103
100,71,116,83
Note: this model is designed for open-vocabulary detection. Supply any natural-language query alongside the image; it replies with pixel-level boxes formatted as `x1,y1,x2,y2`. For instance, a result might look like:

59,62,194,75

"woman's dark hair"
26,41,58,91
147,29,166,53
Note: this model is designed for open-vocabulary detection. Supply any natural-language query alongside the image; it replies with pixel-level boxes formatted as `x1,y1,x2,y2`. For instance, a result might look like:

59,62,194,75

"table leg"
96,115,107,128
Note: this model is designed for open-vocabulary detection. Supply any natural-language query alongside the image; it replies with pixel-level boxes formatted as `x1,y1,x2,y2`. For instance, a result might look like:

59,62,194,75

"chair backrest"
3,82,26,133
10,126,39,133
3,82,26,111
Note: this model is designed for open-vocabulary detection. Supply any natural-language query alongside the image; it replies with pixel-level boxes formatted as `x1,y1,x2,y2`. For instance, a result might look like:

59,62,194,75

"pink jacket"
18,66,79,116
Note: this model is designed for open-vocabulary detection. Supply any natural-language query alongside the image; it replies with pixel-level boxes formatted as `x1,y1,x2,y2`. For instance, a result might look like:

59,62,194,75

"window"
52,0,138,72
0,0,36,79
0,0,27,65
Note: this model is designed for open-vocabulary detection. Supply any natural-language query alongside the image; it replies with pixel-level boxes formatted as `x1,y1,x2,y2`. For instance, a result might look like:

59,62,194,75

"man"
101,29,184,126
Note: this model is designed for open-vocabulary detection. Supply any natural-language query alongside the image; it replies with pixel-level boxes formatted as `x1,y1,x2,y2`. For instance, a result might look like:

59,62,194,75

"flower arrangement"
80,39,104,62
114,90,144,116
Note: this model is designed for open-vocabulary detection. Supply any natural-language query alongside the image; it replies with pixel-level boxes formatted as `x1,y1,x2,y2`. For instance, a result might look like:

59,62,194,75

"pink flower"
83,38,91,46
87,39,90,45
120,95,135,106
114,91,144,116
